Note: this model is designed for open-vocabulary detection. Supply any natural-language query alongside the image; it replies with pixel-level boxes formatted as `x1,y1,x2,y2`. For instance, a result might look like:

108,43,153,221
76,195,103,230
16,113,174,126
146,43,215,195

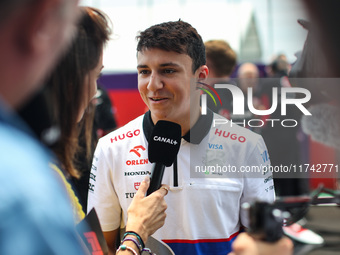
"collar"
0,98,35,137
143,109,213,144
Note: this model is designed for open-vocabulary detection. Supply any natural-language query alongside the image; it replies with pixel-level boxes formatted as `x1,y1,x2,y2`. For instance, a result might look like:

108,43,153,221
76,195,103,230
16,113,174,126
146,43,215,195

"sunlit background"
80,0,308,73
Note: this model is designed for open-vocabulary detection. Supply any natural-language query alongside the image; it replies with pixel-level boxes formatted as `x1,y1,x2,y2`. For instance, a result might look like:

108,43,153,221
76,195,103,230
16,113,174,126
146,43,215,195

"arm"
2,163,87,255
103,229,119,255
240,137,275,228
104,178,168,255
125,177,168,244
228,233,293,255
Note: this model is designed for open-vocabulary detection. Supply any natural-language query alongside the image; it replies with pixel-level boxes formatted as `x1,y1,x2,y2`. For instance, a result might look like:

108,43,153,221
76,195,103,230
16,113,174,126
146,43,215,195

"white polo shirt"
88,110,275,255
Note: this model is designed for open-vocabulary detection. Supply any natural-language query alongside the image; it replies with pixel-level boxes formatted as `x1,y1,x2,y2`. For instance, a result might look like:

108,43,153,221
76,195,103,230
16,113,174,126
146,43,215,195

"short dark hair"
136,20,206,73
205,40,237,77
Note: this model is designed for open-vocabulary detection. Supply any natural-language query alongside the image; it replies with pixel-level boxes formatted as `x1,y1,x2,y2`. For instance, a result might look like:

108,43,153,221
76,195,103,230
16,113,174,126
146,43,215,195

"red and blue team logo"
197,81,223,107
134,182,141,190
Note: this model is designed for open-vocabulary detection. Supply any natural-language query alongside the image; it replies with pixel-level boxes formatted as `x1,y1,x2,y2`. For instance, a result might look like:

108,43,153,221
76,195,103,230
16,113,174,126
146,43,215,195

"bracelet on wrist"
116,244,138,255
121,237,142,253
142,247,153,255
123,231,145,249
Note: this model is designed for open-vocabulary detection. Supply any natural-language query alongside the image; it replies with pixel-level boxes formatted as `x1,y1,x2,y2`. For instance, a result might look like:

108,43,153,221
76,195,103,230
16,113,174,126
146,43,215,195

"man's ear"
16,0,62,55
198,65,209,80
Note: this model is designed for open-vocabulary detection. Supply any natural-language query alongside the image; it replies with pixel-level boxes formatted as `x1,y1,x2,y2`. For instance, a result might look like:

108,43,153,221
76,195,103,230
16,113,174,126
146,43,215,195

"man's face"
137,48,202,125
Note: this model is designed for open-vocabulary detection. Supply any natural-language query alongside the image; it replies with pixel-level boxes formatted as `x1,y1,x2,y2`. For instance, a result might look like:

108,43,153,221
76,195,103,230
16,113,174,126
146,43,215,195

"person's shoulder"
211,112,262,141
0,122,51,167
98,114,145,145
209,112,265,152
0,122,75,216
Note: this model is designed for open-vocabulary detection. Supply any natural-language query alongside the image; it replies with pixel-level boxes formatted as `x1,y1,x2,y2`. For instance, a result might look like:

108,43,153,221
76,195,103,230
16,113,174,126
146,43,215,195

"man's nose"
147,73,164,91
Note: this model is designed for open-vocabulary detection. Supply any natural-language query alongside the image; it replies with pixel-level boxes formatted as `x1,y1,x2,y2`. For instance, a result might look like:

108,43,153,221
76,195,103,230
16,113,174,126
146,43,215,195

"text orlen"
201,84,312,116
126,159,149,166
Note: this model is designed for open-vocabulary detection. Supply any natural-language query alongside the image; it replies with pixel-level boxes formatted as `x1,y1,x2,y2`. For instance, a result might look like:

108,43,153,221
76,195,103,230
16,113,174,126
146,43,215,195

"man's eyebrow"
137,62,181,69
160,62,180,67
137,64,148,69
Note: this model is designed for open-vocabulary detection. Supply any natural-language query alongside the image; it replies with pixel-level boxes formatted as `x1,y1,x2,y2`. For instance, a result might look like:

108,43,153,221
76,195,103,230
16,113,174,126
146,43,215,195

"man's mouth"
150,97,167,101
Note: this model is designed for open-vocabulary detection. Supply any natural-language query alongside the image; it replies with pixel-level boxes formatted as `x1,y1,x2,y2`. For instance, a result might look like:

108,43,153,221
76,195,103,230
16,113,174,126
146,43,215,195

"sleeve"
87,139,121,231
240,136,275,228
0,163,86,255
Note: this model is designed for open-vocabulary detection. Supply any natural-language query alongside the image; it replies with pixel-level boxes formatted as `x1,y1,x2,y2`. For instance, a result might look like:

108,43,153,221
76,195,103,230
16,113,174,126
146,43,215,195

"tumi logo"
153,136,178,145
129,145,146,157
125,192,136,199
124,171,151,176
208,143,223,150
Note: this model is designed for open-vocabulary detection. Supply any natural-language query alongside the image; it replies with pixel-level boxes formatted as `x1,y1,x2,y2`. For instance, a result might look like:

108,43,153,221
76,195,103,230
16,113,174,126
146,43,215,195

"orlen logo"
154,136,178,145
126,145,148,166
129,145,146,157
126,158,149,166
111,129,140,143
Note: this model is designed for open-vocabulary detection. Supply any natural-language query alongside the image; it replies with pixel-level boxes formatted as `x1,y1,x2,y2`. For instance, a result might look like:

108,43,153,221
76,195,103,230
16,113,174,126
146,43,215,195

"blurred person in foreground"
88,20,274,255
0,0,88,254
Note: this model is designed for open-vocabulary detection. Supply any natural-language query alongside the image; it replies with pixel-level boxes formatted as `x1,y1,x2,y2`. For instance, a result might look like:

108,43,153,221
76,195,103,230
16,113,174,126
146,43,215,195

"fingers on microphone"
160,185,170,196
136,176,150,197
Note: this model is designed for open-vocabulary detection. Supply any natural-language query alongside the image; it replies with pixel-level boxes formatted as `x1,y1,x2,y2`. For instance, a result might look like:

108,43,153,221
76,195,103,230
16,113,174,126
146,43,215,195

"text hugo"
201,84,311,116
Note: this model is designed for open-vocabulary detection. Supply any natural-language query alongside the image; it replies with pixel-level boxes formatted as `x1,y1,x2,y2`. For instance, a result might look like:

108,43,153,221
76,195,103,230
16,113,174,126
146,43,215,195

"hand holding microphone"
146,120,181,196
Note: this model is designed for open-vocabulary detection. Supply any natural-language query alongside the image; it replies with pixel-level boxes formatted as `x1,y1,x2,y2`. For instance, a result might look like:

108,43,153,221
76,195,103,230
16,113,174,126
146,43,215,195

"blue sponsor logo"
208,143,223,150
261,150,269,163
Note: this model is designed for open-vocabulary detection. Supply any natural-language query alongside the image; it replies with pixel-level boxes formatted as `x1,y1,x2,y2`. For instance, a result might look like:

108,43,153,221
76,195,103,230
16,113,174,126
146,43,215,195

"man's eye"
164,69,175,74
139,70,149,75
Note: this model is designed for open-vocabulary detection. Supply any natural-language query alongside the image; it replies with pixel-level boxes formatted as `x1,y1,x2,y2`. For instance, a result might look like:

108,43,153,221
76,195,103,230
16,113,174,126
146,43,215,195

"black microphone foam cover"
148,120,181,167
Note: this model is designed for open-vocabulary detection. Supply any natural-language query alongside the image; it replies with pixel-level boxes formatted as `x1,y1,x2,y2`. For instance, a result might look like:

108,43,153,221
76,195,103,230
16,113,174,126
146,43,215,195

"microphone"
146,120,181,196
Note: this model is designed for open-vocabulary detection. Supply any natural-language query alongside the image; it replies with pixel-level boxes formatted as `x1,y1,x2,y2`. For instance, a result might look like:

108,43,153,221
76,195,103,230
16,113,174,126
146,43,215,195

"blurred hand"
125,177,168,243
228,233,293,255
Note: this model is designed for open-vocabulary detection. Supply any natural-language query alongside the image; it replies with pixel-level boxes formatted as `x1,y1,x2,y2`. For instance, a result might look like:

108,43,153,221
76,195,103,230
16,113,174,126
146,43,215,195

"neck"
150,108,201,137
207,76,231,86
181,107,201,137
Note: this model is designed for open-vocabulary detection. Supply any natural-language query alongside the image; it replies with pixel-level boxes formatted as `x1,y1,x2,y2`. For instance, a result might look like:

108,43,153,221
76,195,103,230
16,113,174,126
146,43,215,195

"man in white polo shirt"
88,20,275,255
